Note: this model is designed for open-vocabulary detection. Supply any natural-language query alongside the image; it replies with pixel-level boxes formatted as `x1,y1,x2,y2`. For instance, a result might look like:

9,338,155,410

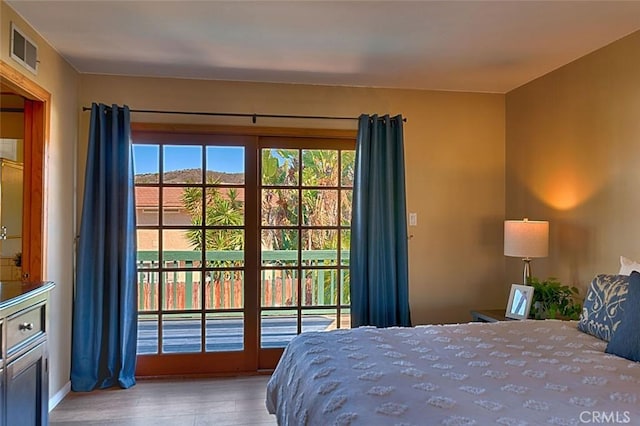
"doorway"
0,60,48,281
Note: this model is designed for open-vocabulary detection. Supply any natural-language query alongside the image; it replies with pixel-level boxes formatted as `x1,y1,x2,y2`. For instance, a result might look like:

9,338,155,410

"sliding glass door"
132,128,353,375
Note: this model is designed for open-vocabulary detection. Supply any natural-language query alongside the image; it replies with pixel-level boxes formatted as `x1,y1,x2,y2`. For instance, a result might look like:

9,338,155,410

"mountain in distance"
135,168,244,184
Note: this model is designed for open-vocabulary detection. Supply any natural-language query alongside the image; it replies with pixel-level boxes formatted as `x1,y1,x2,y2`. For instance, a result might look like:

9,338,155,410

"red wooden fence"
139,273,315,311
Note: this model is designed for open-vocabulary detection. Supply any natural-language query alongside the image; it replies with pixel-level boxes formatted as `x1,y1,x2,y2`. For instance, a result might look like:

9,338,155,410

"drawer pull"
19,322,34,331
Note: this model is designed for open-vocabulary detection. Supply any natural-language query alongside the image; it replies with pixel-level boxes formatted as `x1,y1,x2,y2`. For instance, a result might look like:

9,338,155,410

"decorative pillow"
577,274,628,341
606,271,640,361
619,255,640,275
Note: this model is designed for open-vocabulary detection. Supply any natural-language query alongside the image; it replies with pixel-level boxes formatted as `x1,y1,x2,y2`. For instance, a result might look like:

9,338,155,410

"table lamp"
504,218,549,285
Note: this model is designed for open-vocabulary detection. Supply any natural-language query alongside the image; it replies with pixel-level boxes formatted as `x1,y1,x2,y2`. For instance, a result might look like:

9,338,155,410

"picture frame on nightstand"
505,284,534,320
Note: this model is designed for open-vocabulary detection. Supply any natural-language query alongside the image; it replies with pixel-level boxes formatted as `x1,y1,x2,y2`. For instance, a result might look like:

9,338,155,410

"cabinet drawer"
6,303,45,353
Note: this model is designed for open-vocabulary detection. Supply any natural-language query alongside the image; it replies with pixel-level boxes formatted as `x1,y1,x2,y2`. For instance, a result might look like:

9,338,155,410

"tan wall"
79,75,506,324
1,0,79,406
506,30,640,292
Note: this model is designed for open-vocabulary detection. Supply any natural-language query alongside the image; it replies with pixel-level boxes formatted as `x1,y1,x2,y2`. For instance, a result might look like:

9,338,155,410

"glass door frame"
132,130,259,376
257,136,355,369
131,124,356,376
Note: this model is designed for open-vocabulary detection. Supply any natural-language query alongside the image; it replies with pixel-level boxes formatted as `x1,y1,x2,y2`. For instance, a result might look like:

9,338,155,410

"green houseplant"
528,277,582,320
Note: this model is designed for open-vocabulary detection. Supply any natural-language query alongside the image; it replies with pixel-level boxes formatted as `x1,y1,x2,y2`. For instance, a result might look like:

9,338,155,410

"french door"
257,138,353,368
132,127,354,375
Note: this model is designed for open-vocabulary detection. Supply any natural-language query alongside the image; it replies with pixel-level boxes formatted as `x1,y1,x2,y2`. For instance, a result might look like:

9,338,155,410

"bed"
266,319,639,425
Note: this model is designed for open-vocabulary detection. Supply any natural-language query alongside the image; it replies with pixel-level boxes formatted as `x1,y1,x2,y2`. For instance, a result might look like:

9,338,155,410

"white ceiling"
7,1,640,93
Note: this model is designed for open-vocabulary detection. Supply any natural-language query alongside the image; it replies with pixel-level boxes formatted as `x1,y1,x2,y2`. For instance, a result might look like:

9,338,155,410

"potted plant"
528,277,582,320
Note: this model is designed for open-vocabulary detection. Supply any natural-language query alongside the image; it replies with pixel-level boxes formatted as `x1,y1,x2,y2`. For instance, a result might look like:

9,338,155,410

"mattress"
266,320,640,425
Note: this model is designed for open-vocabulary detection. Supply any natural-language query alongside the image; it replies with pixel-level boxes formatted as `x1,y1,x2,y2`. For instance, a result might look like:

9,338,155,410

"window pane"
162,230,201,268
205,188,245,226
134,144,159,183
162,313,201,353
164,187,196,226
137,270,159,311
302,309,335,333
261,189,299,225
162,271,202,310
205,229,244,267
261,310,296,348
302,189,337,226
341,190,352,226
302,269,338,306
206,313,243,352
340,309,351,329
137,314,158,355
261,229,298,266
340,230,350,266
341,270,350,305
163,145,202,184
206,146,245,184
302,229,337,266
261,149,298,186
135,187,158,225
341,150,355,186
302,149,338,186
137,230,158,268
261,269,298,307
204,270,244,309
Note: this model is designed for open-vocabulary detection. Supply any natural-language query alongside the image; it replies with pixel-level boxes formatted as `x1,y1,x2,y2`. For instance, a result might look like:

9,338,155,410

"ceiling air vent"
10,22,38,75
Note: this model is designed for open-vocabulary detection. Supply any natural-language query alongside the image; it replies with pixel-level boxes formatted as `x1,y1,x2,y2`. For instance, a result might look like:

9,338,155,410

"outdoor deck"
137,315,334,354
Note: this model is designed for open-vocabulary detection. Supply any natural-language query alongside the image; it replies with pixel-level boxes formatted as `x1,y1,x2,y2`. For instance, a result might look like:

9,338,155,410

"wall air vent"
10,22,38,75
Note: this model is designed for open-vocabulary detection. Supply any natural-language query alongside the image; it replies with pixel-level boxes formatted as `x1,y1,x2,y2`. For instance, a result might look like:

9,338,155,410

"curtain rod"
81,106,407,123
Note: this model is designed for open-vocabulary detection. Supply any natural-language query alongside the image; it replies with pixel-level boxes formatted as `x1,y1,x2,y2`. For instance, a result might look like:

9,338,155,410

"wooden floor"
50,375,277,426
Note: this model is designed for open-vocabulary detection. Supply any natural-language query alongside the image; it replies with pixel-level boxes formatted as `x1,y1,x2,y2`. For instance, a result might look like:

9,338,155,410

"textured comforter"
266,320,640,425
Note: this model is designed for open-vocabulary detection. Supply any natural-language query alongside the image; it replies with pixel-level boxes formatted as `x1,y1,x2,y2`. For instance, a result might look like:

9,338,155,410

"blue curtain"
350,114,411,328
71,103,137,391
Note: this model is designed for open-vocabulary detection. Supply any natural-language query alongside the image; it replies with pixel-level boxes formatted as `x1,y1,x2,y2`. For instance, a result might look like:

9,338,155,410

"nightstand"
470,309,515,323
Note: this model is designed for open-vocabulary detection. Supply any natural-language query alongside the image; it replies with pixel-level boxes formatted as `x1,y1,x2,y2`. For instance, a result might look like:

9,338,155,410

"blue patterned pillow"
577,274,629,341
605,271,640,361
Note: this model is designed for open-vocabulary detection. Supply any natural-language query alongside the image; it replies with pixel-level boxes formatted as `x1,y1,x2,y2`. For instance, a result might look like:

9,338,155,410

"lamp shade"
504,219,549,258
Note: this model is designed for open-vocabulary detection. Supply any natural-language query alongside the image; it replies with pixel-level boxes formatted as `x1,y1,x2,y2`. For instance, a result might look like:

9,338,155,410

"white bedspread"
266,320,640,425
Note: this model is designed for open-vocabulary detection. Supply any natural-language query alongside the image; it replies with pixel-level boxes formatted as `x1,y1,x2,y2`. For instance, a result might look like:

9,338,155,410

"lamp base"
523,258,532,285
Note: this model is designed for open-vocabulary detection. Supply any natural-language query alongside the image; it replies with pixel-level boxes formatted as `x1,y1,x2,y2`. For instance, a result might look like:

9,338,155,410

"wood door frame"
0,60,49,280
132,131,259,377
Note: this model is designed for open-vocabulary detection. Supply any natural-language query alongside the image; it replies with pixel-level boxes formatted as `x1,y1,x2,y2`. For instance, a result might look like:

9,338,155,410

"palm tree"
182,182,244,252
179,150,355,303
261,149,355,304
261,148,354,251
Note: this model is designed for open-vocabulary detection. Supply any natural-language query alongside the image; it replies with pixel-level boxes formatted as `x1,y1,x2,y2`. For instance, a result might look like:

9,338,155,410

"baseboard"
49,381,71,412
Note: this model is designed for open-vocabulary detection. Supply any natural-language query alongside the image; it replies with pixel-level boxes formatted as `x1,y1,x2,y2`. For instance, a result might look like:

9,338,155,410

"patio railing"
137,250,349,311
